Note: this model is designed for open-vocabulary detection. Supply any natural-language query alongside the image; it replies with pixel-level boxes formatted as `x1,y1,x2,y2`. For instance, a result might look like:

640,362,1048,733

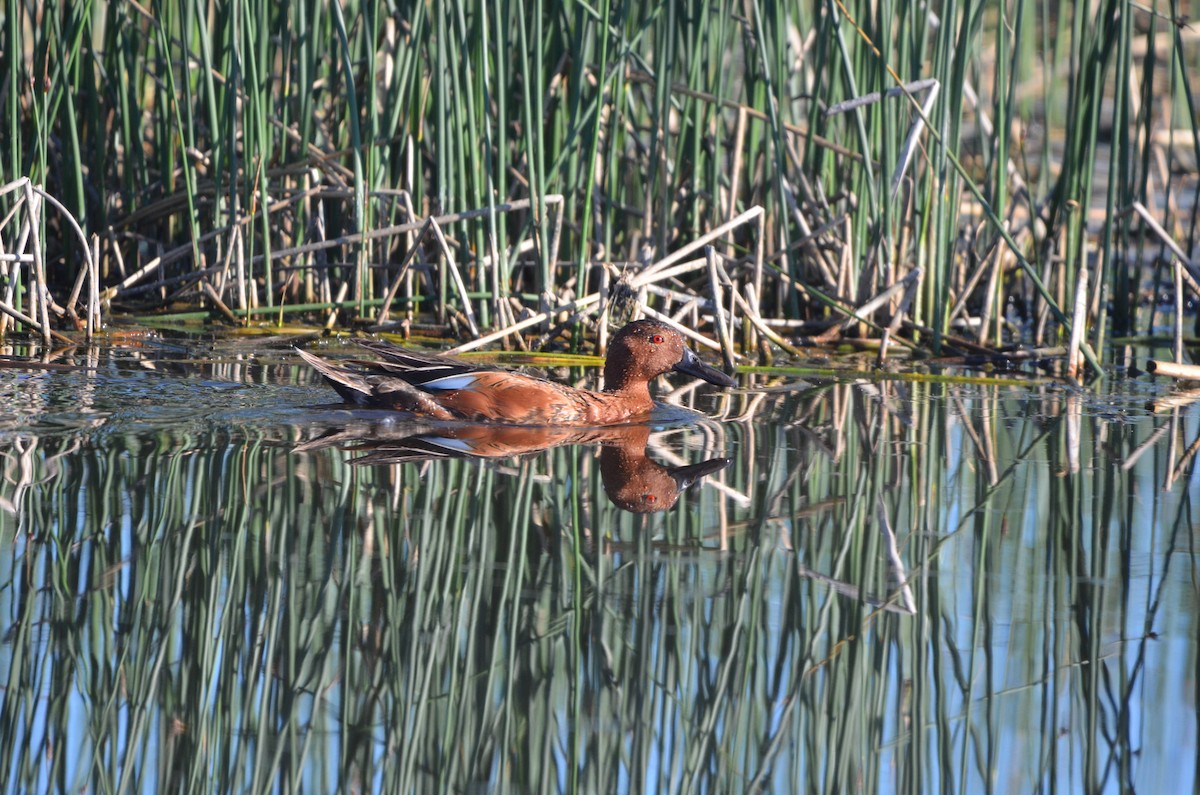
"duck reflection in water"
297,421,730,514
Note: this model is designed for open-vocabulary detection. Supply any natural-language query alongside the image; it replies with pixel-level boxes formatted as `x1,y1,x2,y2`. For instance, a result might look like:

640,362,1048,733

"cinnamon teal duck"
296,320,736,425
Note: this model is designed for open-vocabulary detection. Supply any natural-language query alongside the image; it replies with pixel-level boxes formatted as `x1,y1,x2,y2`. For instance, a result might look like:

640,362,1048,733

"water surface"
0,339,1196,793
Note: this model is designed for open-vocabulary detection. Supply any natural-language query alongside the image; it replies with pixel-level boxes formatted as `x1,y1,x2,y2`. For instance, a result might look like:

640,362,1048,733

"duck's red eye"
651,334,665,344
644,494,657,503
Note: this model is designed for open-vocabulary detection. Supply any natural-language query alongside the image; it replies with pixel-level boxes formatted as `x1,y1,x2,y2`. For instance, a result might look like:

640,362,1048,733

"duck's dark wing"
353,339,499,391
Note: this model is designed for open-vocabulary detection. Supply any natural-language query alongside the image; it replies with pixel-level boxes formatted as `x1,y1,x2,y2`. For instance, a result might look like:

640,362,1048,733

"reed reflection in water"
0,348,1196,793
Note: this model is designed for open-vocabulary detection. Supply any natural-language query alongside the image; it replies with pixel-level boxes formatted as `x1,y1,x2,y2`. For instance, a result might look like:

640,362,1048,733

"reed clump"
1,1,1197,379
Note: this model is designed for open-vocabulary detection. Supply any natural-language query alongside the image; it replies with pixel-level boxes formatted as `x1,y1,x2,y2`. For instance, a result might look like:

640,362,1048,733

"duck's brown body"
296,320,735,426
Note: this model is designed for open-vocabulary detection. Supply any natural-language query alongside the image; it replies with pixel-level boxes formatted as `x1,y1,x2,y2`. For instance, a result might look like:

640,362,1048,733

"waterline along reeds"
1,1,1198,376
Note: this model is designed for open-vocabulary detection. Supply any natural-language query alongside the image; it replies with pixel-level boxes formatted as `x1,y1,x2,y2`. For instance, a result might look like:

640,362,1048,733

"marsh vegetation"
2,0,1198,380
2,2,1199,792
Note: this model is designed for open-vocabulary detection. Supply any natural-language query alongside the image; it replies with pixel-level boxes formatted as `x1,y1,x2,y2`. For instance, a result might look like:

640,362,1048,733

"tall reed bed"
1,2,1197,372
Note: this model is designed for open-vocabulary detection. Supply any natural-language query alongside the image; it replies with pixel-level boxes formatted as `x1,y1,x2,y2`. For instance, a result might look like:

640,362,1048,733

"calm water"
0,338,1196,794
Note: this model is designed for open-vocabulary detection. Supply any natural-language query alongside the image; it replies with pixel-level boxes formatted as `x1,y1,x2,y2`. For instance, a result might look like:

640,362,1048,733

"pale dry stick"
211,222,237,301
1121,425,1169,470
960,80,1031,202
731,285,806,357
19,179,97,316
0,298,73,344
632,281,648,322
1130,201,1198,277
397,191,418,322
546,194,565,275
1166,410,1181,490
0,187,25,232
23,184,51,347
106,186,330,303
642,283,715,308
427,217,480,338
727,389,769,425
104,252,170,300
705,247,737,372
249,195,566,269
780,176,839,290
839,216,854,311
756,318,811,328
946,235,1003,327
15,215,38,334
726,264,738,356
876,499,917,614
977,226,1006,346
65,254,88,329
89,235,100,337
824,79,940,199
200,281,240,325
1147,389,1200,413
314,200,330,307
628,256,709,289
0,197,24,336
668,295,704,325
597,266,610,356
445,292,602,354
532,302,603,350
727,107,747,228
1,206,32,337
1171,430,1200,486
750,212,764,351
324,282,349,330
1065,261,1089,381
481,238,536,328
63,234,100,336
377,218,433,325
842,267,922,328
633,301,738,358
637,206,764,282
103,196,563,302
877,268,922,365
824,77,939,115
894,84,937,199
1176,261,1185,364
1146,360,1200,380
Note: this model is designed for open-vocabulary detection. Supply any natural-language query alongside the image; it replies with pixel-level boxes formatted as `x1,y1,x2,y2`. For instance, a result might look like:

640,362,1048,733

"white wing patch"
421,374,478,391
422,437,475,452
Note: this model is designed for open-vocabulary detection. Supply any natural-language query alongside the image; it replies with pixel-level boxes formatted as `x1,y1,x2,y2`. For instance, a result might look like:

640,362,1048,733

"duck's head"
603,320,736,392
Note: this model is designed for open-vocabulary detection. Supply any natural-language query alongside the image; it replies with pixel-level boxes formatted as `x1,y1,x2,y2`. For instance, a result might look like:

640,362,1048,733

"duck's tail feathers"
296,347,456,417
295,348,375,404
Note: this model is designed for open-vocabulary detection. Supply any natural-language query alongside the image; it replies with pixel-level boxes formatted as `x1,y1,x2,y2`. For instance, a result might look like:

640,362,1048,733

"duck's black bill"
669,456,733,490
674,347,737,387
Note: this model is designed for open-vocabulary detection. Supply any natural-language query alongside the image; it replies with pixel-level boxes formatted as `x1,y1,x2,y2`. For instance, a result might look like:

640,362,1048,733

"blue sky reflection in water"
0,343,1196,793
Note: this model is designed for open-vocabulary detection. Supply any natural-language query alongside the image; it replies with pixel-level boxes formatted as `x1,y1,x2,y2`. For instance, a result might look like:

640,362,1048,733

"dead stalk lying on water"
1147,360,1200,381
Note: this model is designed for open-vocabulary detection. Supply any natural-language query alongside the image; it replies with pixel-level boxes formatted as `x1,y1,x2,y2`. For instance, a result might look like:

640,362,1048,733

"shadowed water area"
0,339,1196,793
